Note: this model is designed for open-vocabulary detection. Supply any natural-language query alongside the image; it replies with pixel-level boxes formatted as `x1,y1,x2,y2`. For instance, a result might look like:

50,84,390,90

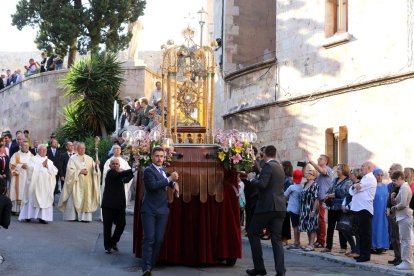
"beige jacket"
395,182,413,221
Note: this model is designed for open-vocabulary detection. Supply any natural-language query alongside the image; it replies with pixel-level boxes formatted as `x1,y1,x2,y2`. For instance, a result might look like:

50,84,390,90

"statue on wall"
127,20,144,64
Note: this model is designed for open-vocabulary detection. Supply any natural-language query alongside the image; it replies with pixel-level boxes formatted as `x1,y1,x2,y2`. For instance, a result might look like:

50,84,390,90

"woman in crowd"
281,161,293,246
120,105,132,129
371,168,389,254
299,169,319,251
144,109,157,132
322,163,353,254
285,169,303,249
404,167,414,194
391,171,413,270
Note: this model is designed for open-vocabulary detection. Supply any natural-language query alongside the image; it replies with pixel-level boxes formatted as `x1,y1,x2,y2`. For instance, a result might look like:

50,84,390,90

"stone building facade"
212,0,414,173
0,66,159,142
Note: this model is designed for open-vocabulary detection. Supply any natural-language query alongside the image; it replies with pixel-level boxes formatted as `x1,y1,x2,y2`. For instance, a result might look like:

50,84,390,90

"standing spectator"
299,169,319,251
9,133,24,158
137,98,153,127
54,55,63,70
46,138,63,195
29,140,39,156
130,101,142,125
322,163,353,254
349,161,376,262
46,54,56,71
236,174,246,227
0,74,5,90
371,168,389,253
0,178,11,229
15,69,23,83
391,171,413,270
150,81,163,106
24,58,38,76
387,163,403,266
6,69,12,86
303,154,333,248
39,53,47,73
0,144,10,186
285,169,303,249
404,167,414,194
281,161,293,246
246,145,286,276
120,105,132,129
23,130,33,148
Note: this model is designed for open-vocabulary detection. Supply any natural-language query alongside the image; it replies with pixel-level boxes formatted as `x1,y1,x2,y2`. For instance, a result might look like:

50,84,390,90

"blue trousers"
141,212,169,272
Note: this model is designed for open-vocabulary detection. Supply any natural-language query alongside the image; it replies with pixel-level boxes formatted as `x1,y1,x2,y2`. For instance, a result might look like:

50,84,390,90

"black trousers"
102,208,126,250
326,210,347,249
355,209,373,260
247,211,286,275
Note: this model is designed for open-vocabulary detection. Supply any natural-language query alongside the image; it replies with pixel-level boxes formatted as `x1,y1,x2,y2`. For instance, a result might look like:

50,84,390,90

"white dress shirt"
349,172,377,214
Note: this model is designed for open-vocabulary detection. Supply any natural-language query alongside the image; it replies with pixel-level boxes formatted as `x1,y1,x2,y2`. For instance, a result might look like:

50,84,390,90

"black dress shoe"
388,258,399,264
356,257,370,262
105,249,112,254
112,244,119,252
393,259,402,266
25,219,31,222
38,219,48,224
142,270,151,276
246,268,267,275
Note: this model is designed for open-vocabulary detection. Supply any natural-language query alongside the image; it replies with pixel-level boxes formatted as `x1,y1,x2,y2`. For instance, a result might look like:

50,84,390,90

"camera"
297,161,307,167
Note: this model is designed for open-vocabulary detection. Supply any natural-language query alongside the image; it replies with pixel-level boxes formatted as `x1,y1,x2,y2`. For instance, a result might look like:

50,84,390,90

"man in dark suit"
9,133,24,158
101,158,135,254
3,132,18,157
29,140,39,156
136,97,153,127
0,178,11,229
60,142,75,189
46,138,63,194
246,145,286,276
141,146,179,276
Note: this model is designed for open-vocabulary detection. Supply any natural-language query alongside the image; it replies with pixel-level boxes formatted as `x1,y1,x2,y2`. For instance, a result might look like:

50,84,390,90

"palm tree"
61,52,124,137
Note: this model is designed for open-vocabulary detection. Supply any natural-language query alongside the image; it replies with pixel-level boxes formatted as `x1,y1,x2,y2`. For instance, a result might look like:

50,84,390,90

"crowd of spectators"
1,53,64,90
237,148,414,270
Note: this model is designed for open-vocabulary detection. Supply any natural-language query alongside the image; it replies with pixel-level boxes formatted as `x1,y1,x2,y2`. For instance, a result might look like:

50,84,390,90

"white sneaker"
396,261,414,270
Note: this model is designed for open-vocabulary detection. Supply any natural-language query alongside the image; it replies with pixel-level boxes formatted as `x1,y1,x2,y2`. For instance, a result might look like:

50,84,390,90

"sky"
0,0,207,52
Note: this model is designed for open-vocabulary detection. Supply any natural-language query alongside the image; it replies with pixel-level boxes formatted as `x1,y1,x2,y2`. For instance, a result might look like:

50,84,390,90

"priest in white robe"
101,145,133,220
58,143,101,222
9,141,33,214
18,144,58,224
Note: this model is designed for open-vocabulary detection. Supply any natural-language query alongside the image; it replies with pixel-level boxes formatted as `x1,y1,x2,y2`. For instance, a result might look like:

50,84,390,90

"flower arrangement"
121,129,176,168
214,129,257,173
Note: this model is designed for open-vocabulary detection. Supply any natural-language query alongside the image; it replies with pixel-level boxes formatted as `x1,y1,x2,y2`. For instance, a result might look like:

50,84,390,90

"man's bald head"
361,161,375,175
109,157,120,171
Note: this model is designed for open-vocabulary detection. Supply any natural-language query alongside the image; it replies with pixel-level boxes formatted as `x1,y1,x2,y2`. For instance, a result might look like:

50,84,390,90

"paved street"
0,204,391,276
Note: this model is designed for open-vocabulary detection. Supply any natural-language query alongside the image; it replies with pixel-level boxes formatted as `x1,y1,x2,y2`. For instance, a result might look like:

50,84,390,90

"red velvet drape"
133,170,242,265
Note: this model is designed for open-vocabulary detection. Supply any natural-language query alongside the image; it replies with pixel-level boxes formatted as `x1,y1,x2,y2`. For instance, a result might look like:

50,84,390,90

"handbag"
336,213,355,234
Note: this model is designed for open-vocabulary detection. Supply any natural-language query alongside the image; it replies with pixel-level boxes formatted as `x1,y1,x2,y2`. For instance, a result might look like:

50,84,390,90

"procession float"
123,27,257,266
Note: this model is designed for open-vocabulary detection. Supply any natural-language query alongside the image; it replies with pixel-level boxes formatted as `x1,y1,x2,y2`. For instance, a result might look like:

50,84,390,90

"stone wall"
0,66,159,141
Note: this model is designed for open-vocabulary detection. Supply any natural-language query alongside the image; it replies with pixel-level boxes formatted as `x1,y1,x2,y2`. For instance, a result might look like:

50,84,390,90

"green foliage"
12,0,146,65
57,52,125,140
85,136,113,171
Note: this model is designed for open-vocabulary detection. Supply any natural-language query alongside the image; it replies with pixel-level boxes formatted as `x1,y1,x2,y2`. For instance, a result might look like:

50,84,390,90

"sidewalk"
247,226,414,276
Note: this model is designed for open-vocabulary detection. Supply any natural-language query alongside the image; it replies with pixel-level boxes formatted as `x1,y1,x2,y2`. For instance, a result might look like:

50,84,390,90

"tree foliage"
12,0,146,66
57,52,124,140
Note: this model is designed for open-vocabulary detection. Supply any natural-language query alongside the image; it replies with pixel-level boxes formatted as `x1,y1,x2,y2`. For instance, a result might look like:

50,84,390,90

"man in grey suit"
136,97,153,127
246,145,286,276
141,146,180,276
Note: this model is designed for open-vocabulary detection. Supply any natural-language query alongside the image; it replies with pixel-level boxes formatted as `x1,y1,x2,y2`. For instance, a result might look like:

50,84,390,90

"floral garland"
214,129,256,173
122,129,175,168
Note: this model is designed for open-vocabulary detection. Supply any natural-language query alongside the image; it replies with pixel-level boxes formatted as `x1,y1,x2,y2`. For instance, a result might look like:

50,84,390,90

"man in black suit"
2,132,18,157
136,97,153,127
101,158,135,254
246,145,286,276
0,178,11,229
29,140,39,156
60,142,75,189
47,138,62,194
9,133,24,158
141,146,179,276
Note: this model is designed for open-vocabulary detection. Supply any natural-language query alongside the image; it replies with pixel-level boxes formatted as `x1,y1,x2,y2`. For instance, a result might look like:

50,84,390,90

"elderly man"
60,141,75,189
58,143,101,222
101,144,133,220
303,154,333,248
9,141,33,215
387,163,404,266
30,140,39,156
349,161,377,262
18,144,58,224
